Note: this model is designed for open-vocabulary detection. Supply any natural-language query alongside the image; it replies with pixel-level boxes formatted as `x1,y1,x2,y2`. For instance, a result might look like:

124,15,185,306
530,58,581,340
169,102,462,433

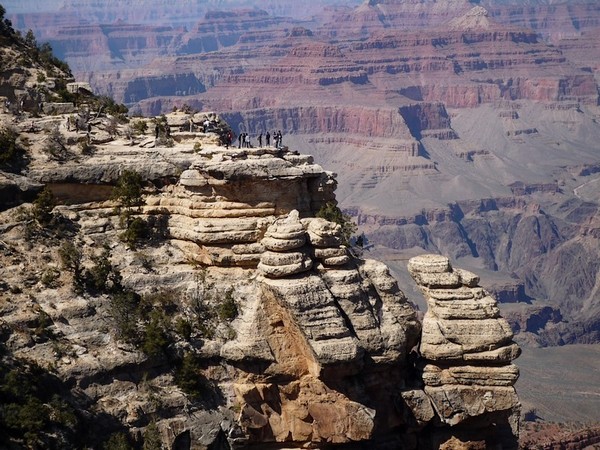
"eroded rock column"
408,254,521,448
258,211,361,368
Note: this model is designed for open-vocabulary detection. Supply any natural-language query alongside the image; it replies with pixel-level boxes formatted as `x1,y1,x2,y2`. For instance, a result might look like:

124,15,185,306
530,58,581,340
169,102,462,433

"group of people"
3,97,44,115
238,130,284,149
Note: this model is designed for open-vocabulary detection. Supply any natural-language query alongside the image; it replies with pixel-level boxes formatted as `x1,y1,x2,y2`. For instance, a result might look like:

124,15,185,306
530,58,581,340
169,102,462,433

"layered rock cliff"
0,80,521,448
3,1,600,443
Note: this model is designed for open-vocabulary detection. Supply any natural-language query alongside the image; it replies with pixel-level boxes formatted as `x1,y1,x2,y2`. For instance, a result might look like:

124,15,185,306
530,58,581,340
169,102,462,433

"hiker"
244,133,250,148
258,133,263,147
277,130,283,148
238,133,243,149
266,131,270,146
274,131,279,149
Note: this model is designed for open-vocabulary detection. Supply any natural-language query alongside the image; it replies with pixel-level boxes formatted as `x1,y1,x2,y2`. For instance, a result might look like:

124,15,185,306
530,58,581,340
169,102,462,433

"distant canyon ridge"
7,0,600,347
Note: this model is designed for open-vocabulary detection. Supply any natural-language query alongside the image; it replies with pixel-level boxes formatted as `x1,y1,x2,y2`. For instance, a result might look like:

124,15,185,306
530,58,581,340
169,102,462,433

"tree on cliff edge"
317,202,357,245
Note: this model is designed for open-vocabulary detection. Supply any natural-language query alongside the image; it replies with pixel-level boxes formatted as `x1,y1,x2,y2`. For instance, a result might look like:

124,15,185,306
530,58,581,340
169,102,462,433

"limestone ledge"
422,364,520,387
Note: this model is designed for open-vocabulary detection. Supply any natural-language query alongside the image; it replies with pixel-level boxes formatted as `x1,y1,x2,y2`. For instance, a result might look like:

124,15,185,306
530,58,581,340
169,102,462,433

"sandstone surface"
4,1,600,445
409,254,521,446
0,63,521,447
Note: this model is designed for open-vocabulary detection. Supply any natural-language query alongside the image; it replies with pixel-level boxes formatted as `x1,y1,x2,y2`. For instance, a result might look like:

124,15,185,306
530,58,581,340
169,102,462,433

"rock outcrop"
408,254,521,448
0,95,521,448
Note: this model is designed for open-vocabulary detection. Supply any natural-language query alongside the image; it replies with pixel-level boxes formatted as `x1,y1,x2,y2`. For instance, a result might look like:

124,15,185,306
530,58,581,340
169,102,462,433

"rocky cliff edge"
0,108,520,449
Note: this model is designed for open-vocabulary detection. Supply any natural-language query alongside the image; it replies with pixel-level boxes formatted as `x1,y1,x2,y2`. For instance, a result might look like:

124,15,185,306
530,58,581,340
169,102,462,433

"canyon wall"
6,0,600,349
0,101,522,448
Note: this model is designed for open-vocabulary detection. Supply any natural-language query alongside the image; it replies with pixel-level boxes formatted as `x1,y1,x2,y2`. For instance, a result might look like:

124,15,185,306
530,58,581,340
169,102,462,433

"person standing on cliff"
266,131,270,146
155,123,160,139
238,132,243,149
258,132,263,147
244,133,250,148
277,130,283,148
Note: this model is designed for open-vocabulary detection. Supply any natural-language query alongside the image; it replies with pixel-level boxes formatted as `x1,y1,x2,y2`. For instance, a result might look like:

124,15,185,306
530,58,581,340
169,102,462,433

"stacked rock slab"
408,254,521,448
258,212,361,368
308,218,383,356
307,217,420,362
258,211,313,278
307,218,350,267
224,211,423,446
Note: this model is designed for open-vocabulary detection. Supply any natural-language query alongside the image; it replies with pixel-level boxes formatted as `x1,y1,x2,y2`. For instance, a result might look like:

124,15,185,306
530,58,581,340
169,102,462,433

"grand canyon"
1,0,600,448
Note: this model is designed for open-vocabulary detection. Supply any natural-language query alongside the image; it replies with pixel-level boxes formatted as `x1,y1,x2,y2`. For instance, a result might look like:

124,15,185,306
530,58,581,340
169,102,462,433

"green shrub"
139,289,178,319
131,120,148,135
84,246,122,293
32,187,56,227
146,214,170,241
58,241,84,292
103,432,133,450
0,359,81,448
40,268,60,288
32,309,54,341
217,289,238,321
111,170,144,208
3,396,47,435
35,41,71,75
111,170,150,248
174,352,206,400
190,291,215,340
120,216,149,249
44,127,69,160
109,290,141,344
0,126,28,172
175,318,192,341
49,394,77,429
92,96,128,118
316,202,357,245
142,422,162,450
141,311,170,358
134,252,154,272
59,242,82,272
